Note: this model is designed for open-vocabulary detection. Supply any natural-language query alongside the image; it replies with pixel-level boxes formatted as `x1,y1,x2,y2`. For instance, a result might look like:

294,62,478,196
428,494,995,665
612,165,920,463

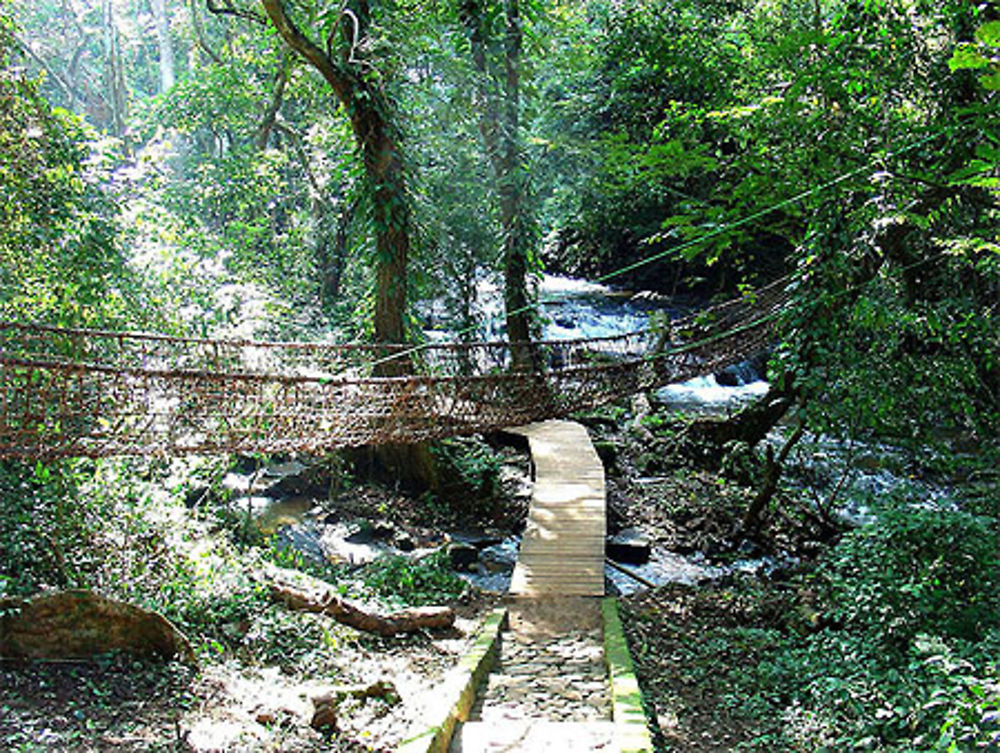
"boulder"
448,542,480,572
273,522,328,565
0,590,194,663
606,528,652,566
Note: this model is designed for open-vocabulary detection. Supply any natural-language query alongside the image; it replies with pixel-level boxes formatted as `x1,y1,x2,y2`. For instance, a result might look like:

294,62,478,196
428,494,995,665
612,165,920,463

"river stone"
449,529,504,549
714,366,741,386
274,521,328,564
394,531,416,552
0,590,194,662
480,543,517,574
448,542,480,572
606,527,652,565
310,696,338,730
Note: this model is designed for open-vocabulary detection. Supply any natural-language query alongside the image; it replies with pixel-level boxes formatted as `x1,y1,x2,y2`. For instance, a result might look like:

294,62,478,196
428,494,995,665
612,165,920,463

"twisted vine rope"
0,279,790,459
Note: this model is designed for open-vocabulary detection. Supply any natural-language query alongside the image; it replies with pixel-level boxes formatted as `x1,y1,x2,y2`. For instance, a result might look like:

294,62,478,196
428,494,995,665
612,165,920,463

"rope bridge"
0,279,790,459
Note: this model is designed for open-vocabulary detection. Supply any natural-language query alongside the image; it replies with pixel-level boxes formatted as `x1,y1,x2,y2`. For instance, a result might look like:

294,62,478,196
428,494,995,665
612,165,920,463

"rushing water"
445,275,782,595
539,274,770,414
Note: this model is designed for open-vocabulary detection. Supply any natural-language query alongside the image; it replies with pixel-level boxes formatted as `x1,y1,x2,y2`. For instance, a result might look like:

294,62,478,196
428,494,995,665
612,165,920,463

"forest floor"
589,406,840,752
1,409,833,752
1,452,516,752
0,598,496,752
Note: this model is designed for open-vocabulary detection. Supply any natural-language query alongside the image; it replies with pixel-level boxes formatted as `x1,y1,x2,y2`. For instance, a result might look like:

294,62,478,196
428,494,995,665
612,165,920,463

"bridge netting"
0,279,790,459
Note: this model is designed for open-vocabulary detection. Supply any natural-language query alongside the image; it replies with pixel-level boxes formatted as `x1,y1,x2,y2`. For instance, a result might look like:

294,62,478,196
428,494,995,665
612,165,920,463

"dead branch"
262,567,455,636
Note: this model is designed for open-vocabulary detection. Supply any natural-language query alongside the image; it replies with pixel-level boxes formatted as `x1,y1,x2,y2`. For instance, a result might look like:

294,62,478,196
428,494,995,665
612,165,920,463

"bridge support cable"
0,280,789,459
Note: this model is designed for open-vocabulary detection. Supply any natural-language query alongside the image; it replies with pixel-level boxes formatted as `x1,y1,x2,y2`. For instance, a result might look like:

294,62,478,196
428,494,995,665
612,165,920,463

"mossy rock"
0,590,195,663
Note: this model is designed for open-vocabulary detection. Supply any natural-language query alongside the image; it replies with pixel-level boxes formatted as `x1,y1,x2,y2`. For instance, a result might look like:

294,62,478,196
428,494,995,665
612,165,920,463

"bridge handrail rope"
0,128,951,458
0,282,786,458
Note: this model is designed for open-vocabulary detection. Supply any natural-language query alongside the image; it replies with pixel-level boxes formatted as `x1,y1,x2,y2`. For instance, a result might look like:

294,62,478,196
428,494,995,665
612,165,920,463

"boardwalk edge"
602,597,654,753
397,606,508,753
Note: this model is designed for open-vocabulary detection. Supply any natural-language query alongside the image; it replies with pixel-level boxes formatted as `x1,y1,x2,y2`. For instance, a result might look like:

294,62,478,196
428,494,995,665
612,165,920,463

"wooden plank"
508,420,606,597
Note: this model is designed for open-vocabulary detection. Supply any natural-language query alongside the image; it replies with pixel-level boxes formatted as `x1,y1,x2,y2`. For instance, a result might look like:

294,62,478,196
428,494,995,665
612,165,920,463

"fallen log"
261,566,455,636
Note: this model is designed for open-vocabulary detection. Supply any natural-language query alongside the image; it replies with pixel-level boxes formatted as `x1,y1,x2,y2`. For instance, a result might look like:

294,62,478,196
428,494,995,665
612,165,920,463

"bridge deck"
509,421,606,597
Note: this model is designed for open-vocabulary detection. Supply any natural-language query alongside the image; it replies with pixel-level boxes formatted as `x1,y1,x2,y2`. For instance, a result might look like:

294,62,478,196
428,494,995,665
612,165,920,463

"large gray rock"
448,542,480,572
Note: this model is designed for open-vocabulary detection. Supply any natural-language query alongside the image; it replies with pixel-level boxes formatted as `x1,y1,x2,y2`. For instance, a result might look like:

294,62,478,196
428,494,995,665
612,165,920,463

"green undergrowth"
624,488,1000,752
0,454,467,669
354,550,469,608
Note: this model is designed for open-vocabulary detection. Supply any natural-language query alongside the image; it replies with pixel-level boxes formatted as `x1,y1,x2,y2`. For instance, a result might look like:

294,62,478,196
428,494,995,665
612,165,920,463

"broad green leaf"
975,21,1000,47
979,70,1000,90
949,45,988,72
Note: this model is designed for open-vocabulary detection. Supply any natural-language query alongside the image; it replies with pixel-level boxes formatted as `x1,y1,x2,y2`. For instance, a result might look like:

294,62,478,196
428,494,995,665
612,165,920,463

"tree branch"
205,0,267,26
260,0,352,102
255,58,289,151
191,0,223,64
12,33,79,104
271,120,328,204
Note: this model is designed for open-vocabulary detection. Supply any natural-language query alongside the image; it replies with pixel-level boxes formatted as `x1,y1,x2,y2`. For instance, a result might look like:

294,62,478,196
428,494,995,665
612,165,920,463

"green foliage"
827,496,1000,646
0,460,90,596
431,436,503,499
239,606,341,673
683,486,1000,749
950,21,1000,90
0,16,144,328
356,550,468,607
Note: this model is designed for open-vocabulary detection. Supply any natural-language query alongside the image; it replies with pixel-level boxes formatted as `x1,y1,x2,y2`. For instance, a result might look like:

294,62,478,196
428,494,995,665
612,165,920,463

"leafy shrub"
358,551,468,607
0,460,102,596
432,437,502,499
240,608,340,673
826,498,1000,647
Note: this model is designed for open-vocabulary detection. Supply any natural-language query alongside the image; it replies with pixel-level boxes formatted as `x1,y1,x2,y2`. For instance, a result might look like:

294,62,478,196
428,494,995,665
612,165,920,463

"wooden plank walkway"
509,420,606,597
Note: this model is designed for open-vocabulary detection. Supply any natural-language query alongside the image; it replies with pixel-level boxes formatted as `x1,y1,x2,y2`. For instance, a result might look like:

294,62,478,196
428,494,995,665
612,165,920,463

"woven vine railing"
0,279,790,459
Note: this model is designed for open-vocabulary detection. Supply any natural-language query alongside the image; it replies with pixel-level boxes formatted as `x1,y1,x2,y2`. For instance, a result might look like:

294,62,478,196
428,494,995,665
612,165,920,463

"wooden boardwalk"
509,420,606,597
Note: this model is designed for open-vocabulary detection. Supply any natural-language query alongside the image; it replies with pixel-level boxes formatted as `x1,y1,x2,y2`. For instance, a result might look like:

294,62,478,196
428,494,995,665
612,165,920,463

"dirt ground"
0,598,494,752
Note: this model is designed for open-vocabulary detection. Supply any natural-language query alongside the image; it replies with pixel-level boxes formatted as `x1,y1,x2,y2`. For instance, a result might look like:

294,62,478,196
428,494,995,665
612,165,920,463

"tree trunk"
259,0,410,367
499,0,536,370
255,64,287,150
102,0,129,153
319,195,356,304
461,0,538,371
686,379,797,450
152,0,176,93
740,420,805,536
257,0,433,487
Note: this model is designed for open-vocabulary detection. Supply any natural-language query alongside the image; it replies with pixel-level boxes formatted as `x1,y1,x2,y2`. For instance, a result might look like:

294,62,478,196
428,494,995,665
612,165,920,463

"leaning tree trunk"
258,0,435,488
260,0,410,368
687,379,798,451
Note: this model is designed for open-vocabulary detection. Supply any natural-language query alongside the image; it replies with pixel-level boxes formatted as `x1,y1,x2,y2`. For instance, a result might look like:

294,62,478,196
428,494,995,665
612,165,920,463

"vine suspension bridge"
0,278,790,460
